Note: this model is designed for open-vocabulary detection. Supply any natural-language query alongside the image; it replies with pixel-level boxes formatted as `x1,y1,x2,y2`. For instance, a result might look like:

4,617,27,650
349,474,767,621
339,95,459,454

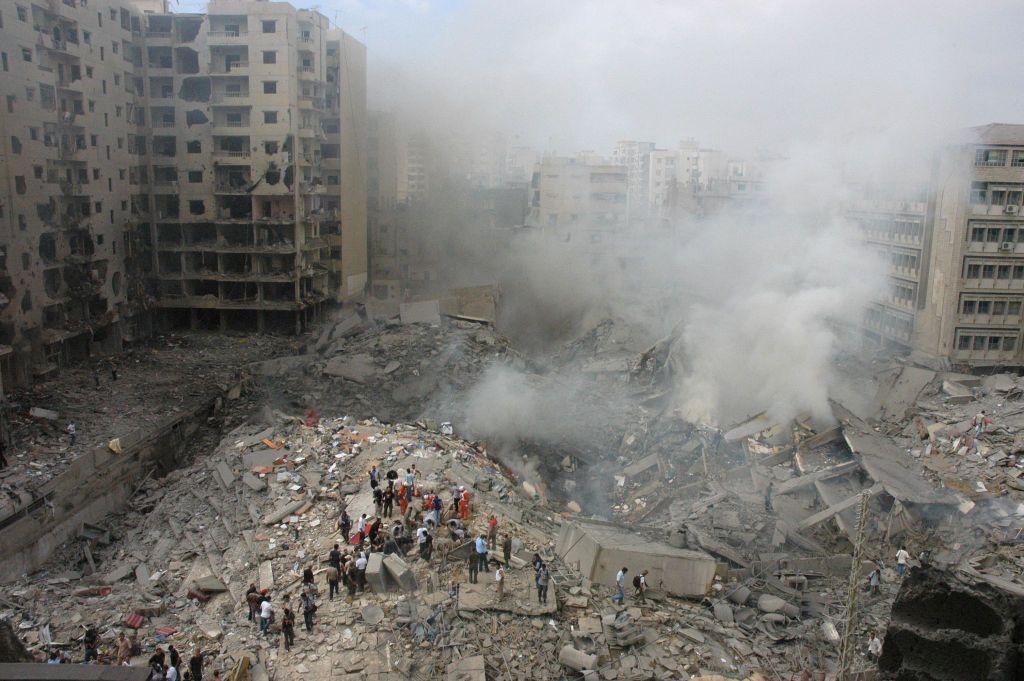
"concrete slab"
243,449,279,469
242,473,267,492
446,655,486,681
258,560,274,591
399,299,441,325
215,462,236,489
323,353,378,383
365,553,390,592
382,554,418,592
556,519,715,597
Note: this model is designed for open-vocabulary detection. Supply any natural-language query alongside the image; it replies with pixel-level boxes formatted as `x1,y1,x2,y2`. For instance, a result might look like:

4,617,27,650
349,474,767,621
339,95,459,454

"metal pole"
837,491,871,680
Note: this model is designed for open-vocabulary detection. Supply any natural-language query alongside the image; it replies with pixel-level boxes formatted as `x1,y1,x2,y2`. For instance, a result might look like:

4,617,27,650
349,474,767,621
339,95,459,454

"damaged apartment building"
852,124,1024,368
0,0,367,388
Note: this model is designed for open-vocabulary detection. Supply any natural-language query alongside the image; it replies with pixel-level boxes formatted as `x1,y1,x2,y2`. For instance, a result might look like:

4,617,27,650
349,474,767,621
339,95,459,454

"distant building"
529,156,628,237
612,140,655,222
852,124,1024,367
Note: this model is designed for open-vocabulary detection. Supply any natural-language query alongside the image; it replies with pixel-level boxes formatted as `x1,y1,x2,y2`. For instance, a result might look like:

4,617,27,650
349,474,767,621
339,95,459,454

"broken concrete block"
558,645,598,671
258,560,274,591
215,462,235,489
361,604,385,626
942,380,974,404
101,562,135,585
983,373,1016,393
243,449,279,469
446,655,485,681
242,473,266,492
399,299,441,325
134,564,151,587
263,498,308,525
194,575,228,593
382,554,418,592
364,553,389,593
29,407,59,420
323,353,377,383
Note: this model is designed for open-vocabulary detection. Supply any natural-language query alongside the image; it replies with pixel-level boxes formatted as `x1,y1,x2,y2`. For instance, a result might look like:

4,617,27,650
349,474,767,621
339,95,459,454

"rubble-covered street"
0,314,1021,680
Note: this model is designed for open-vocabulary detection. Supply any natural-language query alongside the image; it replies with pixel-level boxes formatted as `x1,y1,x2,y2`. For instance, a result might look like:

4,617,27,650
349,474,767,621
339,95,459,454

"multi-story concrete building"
529,156,627,236
853,123,1024,367
0,0,367,386
612,140,655,223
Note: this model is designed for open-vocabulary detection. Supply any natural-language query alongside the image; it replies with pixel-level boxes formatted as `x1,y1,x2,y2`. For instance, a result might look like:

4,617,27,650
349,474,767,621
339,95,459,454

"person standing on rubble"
82,624,98,663
636,570,649,603
246,585,262,623
302,564,315,587
67,422,77,448
495,565,506,600
373,485,383,517
467,553,479,583
165,661,179,681
536,563,550,604
973,410,992,439
475,534,489,573
764,481,773,513
300,591,316,632
431,493,443,526
417,525,430,560
344,558,358,599
382,485,394,518
116,632,131,666
868,567,881,595
259,593,273,634
355,551,368,591
281,604,295,650
188,649,205,681
867,632,883,660
369,465,379,488
487,515,498,545
895,546,910,577
329,544,342,571
168,645,181,673
339,510,352,544
613,567,628,604
502,535,513,568
459,486,471,521
326,562,340,600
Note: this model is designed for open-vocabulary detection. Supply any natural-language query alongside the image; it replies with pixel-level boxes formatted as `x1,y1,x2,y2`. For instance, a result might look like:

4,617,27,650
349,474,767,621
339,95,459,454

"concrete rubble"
0,316,1022,679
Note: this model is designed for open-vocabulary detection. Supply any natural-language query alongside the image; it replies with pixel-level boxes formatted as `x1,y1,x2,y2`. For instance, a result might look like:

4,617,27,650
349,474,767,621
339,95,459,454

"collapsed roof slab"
556,518,716,597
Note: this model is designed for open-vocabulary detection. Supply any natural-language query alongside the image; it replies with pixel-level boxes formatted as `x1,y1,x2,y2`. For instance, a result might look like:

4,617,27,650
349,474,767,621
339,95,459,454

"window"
998,265,1011,279
263,81,277,94
10,137,20,154
14,176,25,194
962,300,976,314
32,165,42,179
5,95,13,113
28,127,38,141
993,301,1006,315
982,264,996,278
263,111,277,124
967,264,981,278
975,148,1007,167
264,141,279,154
262,20,276,33
16,6,26,21
94,201,102,213
21,47,32,62
1,53,7,72
114,74,120,86
970,182,987,204
977,300,992,314
90,134,98,146
86,65,94,78
83,31,91,44
25,87,33,101
1010,301,1022,315
102,80,107,94
89,100,95,112
188,171,202,183
187,140,201,153
100,46,104,60
263,51,277,64
112,42,119,54
188,200,204,215
973,336,985,351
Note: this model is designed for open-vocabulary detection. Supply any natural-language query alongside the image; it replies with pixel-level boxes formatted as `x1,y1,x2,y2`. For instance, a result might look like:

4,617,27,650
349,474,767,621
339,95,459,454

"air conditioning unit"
1005,205,1019,214
1000,241,1014,251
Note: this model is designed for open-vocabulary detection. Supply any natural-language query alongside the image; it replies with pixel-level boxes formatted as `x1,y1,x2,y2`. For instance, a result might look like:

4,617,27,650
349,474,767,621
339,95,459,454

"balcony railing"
215,149,251,158
208,30,248,39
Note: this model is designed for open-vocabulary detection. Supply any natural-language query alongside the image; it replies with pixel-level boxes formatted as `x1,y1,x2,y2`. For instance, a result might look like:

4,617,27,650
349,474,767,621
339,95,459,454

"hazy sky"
174,0,1024,153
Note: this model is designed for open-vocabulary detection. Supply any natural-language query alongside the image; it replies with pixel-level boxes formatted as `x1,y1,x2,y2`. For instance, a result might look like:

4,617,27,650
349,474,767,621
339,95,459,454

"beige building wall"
854,124,1024,367
333,28,367,299
531,156,627,233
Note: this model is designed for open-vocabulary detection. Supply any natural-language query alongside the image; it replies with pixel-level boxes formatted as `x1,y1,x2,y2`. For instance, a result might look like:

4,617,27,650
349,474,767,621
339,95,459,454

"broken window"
263,81,277,94
189,200,205,215
264,141,279,154
188,170,202,183
14,176,25,194
187,140,201,153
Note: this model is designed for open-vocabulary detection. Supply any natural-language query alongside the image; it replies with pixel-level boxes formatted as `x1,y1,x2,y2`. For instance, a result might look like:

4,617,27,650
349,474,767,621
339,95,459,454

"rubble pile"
249,313,521,424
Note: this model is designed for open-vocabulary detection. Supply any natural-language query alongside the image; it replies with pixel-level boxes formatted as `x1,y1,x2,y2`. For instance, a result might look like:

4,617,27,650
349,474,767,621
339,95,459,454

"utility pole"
837,491,871,680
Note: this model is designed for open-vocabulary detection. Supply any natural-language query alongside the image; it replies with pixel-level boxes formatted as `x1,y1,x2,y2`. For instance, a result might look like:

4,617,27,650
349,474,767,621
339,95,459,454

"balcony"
145,30,173,40
209,61,248,75
207,30,249,43
214,149,251,159
214,119,250,130
152,180,180,193
152,120,176,129
212,92,250,104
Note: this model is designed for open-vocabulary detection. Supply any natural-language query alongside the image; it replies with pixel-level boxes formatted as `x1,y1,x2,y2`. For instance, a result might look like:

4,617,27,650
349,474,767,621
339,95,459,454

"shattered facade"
0,0,369,385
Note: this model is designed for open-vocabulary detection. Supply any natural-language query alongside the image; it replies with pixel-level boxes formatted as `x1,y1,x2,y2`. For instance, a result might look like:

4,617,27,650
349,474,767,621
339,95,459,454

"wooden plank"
773,461,860,496
797,483,884,530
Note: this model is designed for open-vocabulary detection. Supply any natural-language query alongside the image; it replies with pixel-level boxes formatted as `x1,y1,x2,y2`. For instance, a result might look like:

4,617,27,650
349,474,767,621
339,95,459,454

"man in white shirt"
867,633,883,660
165,664,179,681
895,546,910,578
355,553,368,592
613,567,628,604
259,598,273,635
